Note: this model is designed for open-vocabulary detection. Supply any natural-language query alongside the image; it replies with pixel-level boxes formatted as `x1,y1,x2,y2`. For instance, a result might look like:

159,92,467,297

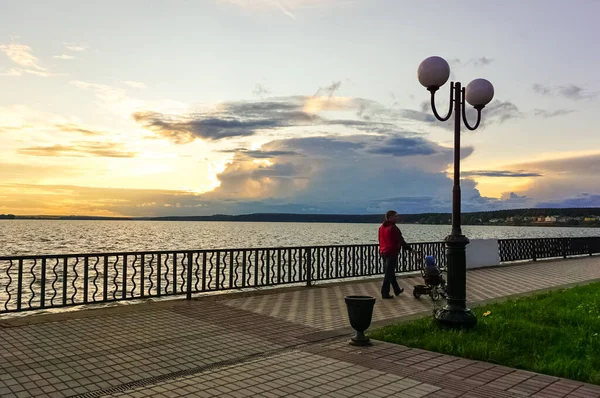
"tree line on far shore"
2,207,599,226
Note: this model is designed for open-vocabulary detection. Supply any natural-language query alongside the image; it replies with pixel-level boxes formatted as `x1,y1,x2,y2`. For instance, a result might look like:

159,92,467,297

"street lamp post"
418,56,494,329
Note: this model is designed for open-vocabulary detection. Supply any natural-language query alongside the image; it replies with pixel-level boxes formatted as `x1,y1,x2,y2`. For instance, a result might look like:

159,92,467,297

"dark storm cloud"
536,194,600,208
366,136,438,156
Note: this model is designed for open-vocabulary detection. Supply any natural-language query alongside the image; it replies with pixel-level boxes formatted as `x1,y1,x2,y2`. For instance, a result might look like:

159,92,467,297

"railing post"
83,257,89,304
186,251,193,300
562,239,567,259
306,248,312,287
16,259,23,312
122,255,128,300
40,258,47,309
532,240,537,262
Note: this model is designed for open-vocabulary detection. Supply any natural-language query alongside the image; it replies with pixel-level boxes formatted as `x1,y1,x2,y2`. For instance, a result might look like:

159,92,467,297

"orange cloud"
0,184,204,217
17,143,137,158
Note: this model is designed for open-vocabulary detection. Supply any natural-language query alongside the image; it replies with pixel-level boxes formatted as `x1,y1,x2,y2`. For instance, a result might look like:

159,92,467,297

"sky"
1,0,599,216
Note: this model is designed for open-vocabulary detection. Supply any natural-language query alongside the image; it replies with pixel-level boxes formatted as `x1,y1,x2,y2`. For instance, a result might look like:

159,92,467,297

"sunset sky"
1,0,599,216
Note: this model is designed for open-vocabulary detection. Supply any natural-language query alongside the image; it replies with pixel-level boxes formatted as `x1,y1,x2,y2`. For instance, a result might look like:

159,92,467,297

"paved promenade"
1,257,600,397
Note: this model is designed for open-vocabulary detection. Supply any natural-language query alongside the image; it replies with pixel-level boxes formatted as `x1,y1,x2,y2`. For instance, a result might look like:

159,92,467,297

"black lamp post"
418,56,495,329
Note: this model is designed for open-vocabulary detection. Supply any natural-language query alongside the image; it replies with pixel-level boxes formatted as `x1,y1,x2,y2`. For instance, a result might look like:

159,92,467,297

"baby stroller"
412,255,447,302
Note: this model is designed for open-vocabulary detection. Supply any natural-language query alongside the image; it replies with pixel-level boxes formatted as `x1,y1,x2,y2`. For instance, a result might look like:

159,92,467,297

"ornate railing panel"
0,241,444,313
499,237,600,262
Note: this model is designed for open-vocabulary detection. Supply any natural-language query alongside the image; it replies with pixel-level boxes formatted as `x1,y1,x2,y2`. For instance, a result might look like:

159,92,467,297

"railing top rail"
498,236,600,242
0,240,444,261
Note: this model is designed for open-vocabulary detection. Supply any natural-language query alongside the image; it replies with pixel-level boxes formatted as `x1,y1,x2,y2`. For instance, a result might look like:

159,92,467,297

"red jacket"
378,221,412,255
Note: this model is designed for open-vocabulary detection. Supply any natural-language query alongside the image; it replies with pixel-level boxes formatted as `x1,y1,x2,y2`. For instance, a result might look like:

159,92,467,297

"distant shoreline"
2,207,600,227
1,216,599,228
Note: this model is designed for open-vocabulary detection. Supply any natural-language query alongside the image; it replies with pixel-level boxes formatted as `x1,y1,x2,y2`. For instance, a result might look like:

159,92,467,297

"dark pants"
381,254,402,297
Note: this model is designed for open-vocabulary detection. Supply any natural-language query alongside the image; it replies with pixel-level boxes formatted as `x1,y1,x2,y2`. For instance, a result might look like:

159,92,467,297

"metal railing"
0,241,446,314
2,236,598,314
499,237,600,262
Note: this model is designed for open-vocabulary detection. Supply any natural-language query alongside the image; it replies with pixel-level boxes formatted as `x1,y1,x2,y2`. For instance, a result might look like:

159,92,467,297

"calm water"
2,220,600,256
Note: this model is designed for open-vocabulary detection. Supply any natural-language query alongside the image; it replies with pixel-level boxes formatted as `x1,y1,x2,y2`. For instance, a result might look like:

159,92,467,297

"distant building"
584,216,598,222
545,216,557,223
537,216,545,222
489,219,502,223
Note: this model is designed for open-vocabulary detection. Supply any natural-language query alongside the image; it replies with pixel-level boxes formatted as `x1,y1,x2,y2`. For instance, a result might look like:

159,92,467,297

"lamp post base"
434,305,477,329
434,233,477,329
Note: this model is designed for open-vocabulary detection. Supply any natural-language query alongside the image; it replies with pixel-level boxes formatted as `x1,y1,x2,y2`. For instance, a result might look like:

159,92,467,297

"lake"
2,220,600,256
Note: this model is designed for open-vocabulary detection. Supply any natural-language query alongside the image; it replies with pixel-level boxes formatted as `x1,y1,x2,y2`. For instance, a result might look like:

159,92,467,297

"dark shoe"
382,295,394,299
395,288,404,296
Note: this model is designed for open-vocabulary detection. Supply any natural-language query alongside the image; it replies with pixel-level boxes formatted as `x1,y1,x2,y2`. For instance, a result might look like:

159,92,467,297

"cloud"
366,136,440,157
252,83,270,97
70,80,126,101
132,93,474,145
536,194,600,208
462,170,543,178
18,142,136,158
488,153,600,207
0,43,59,77
132,109,306,143
449,57,494,67
479,100,521,124
7,132,597,216
314,80,342,97
0,183,206,217
0,162,83,184
0,68,58,77
0,69,23,77
201,133,495,214
132,95,337,143
219,148,301,158
55,123,106,136
63,42,87,52
123,80,146,89
0,43,45,70
418,99,521,129
533,83,598,100
502,192,529,203
511,153,600,175
70,80,189,117
533,109,575,118
53,54,74,60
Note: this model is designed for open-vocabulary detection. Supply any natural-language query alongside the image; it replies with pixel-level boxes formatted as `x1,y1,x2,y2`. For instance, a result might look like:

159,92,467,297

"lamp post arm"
461,88,482,131
430,82,454,122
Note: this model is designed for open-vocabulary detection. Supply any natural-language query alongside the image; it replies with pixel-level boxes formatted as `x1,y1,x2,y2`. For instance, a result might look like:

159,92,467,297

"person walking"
378,210,418,299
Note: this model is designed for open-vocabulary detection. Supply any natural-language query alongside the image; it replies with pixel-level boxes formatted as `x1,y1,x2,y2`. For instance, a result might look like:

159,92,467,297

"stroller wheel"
412,288,422,299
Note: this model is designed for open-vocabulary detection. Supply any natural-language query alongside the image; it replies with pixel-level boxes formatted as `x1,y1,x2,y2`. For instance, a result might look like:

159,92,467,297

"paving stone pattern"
222,257,600,330
0,257,599,397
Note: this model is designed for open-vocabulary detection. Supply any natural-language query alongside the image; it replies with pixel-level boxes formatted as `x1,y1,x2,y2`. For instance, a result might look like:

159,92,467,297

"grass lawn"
371,282,600,384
